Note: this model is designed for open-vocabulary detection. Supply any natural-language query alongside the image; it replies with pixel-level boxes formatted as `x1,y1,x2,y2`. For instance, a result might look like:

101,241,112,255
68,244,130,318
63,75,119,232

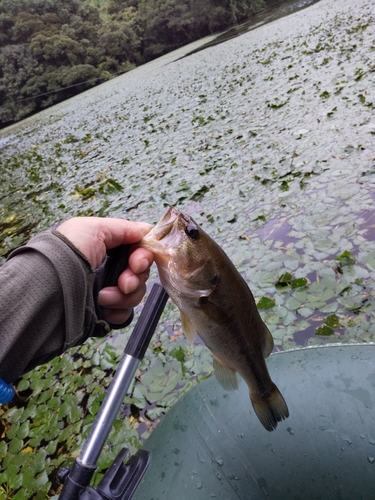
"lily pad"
316,324,334,336
257,296,276,310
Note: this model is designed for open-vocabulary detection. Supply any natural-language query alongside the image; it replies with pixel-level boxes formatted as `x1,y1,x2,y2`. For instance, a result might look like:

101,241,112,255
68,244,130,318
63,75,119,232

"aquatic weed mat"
1,0,375,496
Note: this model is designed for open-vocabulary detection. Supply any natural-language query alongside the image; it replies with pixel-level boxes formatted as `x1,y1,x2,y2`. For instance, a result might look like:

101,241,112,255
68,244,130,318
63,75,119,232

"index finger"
97,218,153,249
56,217,153,269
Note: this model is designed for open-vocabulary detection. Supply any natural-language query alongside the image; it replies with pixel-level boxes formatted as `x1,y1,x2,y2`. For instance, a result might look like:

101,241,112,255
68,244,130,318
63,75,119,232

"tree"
30,33,85,66
229,0,265,22
10,11,56,44
98,19,141,64
0,13,15,47
0,0,267,128
0,44,39,99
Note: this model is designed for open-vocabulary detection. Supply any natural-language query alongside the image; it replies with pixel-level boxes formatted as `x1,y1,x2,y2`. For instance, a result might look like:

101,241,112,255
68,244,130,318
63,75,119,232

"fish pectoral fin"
213,355,238,391
176,282,212,298
263,325,274,358
168,261,213,298
159,265,211,298
180,312,197,344
197,297,231,326
169,273,212,298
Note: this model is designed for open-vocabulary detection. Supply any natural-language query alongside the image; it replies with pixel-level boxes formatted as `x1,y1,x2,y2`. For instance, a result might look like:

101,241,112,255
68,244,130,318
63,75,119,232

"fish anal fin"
263,325,274,358
181,313,197,344
213,355,238,391
250,384,289,432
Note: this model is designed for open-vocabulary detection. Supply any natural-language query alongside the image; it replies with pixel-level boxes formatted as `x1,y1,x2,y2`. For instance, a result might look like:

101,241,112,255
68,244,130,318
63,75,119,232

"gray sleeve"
0,232,105,383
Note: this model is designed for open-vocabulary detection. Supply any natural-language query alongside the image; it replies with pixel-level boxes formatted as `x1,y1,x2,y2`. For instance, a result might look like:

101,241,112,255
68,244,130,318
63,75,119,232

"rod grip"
125,283,169,359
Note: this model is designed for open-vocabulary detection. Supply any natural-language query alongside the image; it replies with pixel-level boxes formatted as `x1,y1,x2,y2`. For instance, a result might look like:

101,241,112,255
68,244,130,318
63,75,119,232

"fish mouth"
139,206,183,254
153,206,180,241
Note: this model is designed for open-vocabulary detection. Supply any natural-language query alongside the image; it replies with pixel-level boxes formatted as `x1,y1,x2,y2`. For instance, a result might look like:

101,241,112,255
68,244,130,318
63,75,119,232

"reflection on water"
181,0,322,59
255,217,298,246
359,209,375,243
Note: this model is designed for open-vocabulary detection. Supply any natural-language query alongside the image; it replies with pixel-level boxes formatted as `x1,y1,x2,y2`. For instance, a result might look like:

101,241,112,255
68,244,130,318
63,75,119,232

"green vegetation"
0,323,213,497
0,0,268,127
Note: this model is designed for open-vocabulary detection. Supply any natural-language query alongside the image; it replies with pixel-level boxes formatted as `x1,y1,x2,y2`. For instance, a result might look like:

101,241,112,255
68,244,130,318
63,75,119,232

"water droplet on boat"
287,427,295,435
342,435,352,445
197,481,203,489
369,437,375,445
367,456,375,464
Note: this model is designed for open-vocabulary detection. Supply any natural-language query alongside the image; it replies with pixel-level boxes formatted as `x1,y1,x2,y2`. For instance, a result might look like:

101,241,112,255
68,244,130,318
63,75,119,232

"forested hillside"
0,0,270,128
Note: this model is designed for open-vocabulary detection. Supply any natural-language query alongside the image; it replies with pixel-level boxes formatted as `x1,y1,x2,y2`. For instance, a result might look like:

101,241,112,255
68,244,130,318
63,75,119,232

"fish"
140,206,289,431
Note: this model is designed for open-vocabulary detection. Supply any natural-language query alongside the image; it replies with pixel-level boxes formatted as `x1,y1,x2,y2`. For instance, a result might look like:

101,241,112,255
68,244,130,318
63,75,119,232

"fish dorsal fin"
263,325,274,358
213,355,238,391
180,312,197,344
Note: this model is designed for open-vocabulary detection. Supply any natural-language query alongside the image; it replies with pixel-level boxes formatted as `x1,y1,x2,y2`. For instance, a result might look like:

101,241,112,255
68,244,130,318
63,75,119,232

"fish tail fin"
250,384,289,432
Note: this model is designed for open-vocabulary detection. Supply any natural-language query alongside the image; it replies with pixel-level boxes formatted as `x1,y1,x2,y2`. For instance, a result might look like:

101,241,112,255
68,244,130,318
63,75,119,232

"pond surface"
1,0,375,495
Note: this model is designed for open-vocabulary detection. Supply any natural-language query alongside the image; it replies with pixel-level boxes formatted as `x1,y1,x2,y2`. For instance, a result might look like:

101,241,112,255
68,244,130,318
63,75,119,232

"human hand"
56,217,154,325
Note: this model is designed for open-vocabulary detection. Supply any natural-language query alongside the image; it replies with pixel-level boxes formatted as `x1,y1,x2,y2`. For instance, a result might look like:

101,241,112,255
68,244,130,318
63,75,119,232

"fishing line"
11,67,128,104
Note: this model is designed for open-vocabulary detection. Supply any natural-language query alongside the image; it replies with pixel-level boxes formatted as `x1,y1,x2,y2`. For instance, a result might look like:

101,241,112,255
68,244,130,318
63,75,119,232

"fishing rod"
58,282,169,500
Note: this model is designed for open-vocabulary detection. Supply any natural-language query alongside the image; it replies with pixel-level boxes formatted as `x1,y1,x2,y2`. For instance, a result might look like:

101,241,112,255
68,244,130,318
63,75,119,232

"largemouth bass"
140,207,289,431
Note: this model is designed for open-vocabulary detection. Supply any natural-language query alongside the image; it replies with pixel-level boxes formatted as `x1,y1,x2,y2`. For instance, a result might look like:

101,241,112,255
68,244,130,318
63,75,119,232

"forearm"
0,216,151,384
0,231,94,383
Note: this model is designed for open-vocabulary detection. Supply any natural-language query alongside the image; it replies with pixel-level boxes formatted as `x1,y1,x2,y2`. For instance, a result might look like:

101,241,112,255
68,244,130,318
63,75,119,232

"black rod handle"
125,283,169,359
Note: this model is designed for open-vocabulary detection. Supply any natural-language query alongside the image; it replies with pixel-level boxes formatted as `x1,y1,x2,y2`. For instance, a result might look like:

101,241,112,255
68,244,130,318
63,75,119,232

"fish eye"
185,224,199,240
